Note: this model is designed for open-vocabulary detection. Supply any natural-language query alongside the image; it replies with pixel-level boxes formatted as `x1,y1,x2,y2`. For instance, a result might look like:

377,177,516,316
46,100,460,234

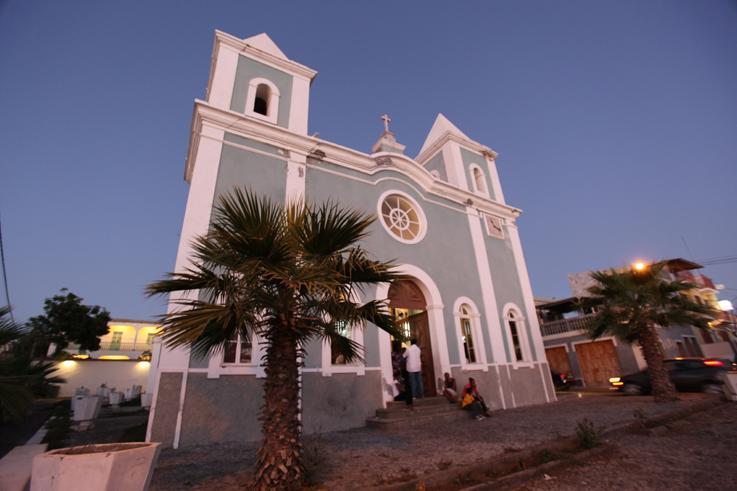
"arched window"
459,304,477,364
506,309,524,362
470,165,488,195
253,83,270,115
245,78,280,124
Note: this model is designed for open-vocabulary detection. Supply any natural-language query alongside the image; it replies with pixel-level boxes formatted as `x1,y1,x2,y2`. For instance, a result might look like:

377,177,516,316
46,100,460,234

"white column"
288,75,311,135
485,155,506,204
506,221,546,363
208,45,239,110
466,208,508,364
285,150,307,205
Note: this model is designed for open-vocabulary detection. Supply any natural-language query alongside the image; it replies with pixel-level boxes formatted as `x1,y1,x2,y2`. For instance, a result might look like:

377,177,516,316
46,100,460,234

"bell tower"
205,31,317,135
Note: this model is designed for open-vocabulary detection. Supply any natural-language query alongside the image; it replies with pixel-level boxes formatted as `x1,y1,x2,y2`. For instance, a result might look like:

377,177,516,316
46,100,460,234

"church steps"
367,396,471,430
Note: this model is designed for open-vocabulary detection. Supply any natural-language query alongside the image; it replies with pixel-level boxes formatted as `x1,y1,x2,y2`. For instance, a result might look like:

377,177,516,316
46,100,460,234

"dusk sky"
1,0,736,322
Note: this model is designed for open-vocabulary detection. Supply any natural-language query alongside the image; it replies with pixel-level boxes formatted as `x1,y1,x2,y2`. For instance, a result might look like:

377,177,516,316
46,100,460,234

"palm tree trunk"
254,323,304,490
638,322,677,402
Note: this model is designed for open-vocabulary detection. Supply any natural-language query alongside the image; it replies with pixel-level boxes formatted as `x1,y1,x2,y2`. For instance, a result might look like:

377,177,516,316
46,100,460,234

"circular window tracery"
378,192,426,244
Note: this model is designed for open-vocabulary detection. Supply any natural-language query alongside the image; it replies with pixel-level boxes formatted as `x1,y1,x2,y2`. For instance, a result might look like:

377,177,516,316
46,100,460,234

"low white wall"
53,360,152,397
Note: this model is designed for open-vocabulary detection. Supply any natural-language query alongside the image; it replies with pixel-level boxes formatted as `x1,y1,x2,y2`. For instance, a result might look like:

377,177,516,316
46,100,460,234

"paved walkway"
150,392,715,490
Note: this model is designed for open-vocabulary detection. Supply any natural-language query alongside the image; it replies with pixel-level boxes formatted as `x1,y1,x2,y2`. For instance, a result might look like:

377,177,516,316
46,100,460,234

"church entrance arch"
388,280,436,397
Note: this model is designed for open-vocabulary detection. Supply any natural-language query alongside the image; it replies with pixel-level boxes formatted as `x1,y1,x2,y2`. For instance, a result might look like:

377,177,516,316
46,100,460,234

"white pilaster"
208,45,239,110
466,207,508,364
485,156,505,204
506,221,546,363
285,150,307,205
288,75,311,135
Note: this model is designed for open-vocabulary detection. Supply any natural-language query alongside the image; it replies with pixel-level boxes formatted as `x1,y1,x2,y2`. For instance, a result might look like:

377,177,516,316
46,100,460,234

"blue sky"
1,0,736,321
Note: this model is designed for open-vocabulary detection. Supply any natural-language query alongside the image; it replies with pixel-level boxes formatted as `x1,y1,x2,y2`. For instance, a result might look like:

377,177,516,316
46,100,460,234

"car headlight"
608,377,621,383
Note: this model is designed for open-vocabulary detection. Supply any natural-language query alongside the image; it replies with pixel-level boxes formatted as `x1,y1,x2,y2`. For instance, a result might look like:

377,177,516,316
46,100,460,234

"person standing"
404,338,423,399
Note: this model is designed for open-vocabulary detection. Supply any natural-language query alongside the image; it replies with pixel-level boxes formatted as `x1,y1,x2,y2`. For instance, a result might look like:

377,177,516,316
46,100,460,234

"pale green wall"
484,227,536,361
424,151,447,181
230,55,293,128
305,163,498,365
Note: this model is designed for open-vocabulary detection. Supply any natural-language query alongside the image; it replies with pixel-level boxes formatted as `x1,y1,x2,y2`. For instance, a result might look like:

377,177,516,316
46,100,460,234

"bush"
575,417,601,449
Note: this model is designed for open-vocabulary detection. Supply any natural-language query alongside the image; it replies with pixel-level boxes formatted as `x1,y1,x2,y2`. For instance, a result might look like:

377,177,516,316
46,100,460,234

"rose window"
380,194,424,242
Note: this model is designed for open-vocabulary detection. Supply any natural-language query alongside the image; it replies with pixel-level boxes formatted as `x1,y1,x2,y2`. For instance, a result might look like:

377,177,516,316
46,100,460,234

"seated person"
462,377,491,417
441,372,457,403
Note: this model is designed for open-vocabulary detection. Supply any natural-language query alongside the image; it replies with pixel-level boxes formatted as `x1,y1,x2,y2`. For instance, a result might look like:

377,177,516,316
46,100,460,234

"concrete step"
376,402,459,418
367,407,471,429
386,396,447,408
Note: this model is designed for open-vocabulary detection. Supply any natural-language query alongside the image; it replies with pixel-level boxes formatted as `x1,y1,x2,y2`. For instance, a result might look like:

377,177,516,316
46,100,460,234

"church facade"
146,30,555,448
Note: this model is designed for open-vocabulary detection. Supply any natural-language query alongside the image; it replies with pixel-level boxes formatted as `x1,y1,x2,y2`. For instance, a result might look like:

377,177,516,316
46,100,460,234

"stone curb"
376,398,724,491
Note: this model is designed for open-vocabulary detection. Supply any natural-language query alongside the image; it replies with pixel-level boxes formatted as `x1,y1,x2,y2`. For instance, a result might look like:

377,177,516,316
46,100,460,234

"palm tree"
0,306,64,422
147,189,402,490
583,263,717,402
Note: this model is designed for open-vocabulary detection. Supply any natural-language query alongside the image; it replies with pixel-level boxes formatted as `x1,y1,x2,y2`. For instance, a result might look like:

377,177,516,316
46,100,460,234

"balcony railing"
540,314,595,337
71,341,154,352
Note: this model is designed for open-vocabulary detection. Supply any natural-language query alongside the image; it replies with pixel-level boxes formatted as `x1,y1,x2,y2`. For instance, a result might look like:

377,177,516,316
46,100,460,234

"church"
146,30,555,448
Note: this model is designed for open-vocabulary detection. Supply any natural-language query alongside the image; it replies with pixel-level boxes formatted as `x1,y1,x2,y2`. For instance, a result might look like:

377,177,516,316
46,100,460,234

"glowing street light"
632,261,648,273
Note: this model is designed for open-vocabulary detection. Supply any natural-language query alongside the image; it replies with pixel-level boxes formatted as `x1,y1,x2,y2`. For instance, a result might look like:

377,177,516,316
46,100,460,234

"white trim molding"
376,190,428,245
452,297,489,371
468,163,490,198
376,264,449,404
243,77,280,125
502,302,534,366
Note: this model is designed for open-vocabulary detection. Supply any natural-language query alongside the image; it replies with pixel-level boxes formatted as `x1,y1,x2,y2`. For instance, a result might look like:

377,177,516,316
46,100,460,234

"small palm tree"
0,306,64,422
583,263,716,402
147,189,402,490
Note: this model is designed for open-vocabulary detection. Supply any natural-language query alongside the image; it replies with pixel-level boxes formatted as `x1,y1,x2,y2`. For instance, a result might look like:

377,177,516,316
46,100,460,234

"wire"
0,212,13,322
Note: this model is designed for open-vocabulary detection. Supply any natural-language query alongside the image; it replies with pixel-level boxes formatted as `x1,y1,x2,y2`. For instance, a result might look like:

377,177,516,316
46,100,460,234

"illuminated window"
459,305,477,364
330,321,350,365
110,332,123,350
145,333,156,345
223,334,252,364
379,192,426,244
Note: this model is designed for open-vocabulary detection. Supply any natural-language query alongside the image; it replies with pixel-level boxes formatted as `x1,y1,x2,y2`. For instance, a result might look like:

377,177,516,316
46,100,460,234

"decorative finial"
381,114,392,133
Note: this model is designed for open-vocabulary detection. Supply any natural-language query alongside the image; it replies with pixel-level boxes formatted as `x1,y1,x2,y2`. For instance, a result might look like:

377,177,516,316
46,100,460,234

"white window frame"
376,190,428,245
207,331,266,378
452,297,488,371
469,163,490,197
244,77,280,125
502,303,533,366
320,321,366,376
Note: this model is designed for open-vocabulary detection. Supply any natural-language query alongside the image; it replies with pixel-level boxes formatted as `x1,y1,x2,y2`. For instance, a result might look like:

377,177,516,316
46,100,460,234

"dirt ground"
516,402,737,491
149,392,723,490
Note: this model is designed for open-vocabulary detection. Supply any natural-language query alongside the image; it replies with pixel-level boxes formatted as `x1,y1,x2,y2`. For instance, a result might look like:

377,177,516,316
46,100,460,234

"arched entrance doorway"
388,279,437,397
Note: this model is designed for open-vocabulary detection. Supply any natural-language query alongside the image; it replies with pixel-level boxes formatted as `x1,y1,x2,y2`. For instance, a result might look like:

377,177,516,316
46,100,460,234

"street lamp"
632,260,649,273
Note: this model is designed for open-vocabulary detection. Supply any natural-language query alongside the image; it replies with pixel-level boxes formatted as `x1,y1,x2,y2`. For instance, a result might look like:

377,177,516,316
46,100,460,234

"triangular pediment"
242,33,287,59
418,113,472,156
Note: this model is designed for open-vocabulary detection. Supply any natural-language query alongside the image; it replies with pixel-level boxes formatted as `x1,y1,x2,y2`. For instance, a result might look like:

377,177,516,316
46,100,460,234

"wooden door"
407,311,436,396
575,340,620,388
545,347,571,375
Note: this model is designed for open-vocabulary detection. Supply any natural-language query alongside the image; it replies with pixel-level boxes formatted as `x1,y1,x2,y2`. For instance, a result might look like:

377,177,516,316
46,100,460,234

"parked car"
550,369,579,390
609,358,728,395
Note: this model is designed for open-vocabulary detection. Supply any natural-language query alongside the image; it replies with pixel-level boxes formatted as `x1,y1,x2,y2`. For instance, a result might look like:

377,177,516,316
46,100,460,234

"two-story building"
537,258,736,388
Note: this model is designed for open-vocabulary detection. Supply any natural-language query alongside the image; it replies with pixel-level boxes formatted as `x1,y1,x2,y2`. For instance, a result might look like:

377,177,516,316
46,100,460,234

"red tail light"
704,360,724,367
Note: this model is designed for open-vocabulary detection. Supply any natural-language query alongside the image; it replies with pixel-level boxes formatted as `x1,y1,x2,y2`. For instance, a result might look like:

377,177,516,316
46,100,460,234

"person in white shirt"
403,338,423,399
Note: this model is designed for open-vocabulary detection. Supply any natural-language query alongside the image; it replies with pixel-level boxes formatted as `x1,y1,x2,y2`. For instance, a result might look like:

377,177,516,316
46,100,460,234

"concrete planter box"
109,391,124,406
31,442,161,491
724,372,737,402
72,396,102,422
